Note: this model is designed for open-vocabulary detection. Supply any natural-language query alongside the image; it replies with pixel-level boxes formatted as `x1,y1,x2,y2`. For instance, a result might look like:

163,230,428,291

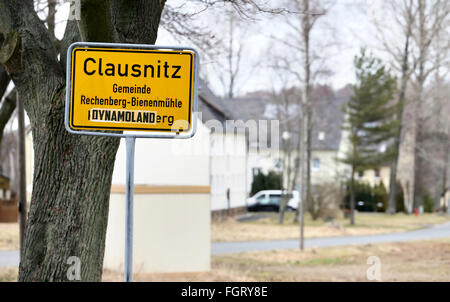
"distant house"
197,80,247,216
217,97,279,193
218,94,350,194
355,165,391,189
311,96,348,185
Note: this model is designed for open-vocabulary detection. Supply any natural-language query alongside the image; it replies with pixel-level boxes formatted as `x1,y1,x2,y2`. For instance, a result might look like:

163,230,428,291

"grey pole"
124,136,136,282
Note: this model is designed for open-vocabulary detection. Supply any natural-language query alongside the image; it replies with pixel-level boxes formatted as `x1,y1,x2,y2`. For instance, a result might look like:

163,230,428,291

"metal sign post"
64,42,199,282
124,136,135,282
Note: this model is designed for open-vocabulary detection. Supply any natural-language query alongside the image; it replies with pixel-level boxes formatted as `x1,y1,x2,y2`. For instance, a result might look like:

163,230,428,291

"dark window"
268,194,281,205
374,169,380,177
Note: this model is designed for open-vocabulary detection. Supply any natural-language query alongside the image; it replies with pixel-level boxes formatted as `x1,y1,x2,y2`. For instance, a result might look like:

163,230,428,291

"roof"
217,97,270,121
311,96,347,150
195,81,349,151
197,79,230,124
215,95,348,151
197,80,248,134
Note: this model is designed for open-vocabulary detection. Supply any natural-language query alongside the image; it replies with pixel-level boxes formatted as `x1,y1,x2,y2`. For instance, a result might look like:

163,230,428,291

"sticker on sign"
65,42,199,138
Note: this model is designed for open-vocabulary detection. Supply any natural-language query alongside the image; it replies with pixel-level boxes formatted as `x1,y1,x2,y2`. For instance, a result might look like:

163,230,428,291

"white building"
217,94,350,195
197,82,247,215
104,80,248,273
103,118,212,274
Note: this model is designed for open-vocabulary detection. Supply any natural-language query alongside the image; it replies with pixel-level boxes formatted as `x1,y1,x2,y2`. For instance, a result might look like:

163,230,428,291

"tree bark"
387,43,409,214
0,0,165,281
349,164,355,225
301,0,313,221
17,91,27,260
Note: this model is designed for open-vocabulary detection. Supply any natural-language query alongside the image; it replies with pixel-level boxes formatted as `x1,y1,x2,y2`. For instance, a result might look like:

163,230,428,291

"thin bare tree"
372,0,449,213
372,0,417,214
269,0,334,248
410,0,449,210
266,68,301,224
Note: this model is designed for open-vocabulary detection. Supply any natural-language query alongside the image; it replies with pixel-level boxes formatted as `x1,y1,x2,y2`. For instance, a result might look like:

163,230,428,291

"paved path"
2,222,450,267
0,250,19,268
212,221,450,255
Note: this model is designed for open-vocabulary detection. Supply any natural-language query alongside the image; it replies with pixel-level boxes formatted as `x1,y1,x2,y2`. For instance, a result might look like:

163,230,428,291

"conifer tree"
341,49,397,225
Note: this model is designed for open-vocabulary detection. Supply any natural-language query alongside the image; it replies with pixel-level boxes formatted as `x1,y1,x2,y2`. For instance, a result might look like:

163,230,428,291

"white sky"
157,0,390,96
52,0,383,97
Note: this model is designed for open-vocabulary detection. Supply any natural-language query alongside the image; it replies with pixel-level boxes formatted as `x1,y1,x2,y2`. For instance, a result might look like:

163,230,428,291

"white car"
247,190,301,212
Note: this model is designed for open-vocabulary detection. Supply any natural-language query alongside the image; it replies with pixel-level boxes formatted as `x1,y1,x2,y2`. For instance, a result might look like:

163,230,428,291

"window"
358,170,364,178
374,169,380,178
268,194,281,205
256,194,267,203
318,131,325,141
312,158,320,171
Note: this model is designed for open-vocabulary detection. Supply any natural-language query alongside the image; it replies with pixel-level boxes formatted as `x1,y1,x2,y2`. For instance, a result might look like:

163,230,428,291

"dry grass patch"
0,222,19,251
212,212,450,242
102,269,258,282
103,238,450,282
0,267,18,282
3,238,450,282
212,238,450,281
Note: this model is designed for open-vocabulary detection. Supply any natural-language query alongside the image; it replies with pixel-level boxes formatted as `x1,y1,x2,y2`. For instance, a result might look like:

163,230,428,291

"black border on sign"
70,48,194,132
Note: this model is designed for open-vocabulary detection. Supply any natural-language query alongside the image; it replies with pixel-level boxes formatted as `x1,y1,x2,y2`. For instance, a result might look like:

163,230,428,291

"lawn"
211,212,450,242
0,223,19,251
209,238,450,281
2,238,450,281
0,267,17,282
102,238,450,281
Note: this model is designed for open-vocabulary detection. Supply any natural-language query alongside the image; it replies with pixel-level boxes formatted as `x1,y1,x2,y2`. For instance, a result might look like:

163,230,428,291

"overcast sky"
49,0,384,98
154,0,383,96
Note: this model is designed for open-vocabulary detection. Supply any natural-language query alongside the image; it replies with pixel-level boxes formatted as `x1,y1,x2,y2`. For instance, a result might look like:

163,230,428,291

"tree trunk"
350,165,355,225
17,82,120,280
278,148,290,224
412,82,425,211
17,91,27,260
0,0,165,281
306,105,313,219
387,34,410,214
278,194,289,224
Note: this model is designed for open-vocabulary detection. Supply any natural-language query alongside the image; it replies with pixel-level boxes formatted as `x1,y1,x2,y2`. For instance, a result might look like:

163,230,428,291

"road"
2,222,450,268
212,221,450,254
0,250,19,268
